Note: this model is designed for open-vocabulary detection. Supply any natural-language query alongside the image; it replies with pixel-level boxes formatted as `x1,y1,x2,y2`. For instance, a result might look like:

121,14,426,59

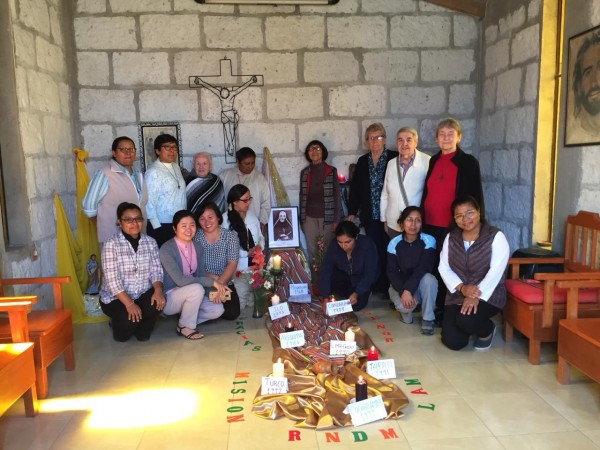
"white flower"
264,280,272,290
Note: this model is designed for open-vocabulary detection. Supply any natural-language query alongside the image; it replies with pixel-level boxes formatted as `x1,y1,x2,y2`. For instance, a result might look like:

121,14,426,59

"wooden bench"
0,276,75,398
504,210,600,364
0,297,38,417
556,279,600,384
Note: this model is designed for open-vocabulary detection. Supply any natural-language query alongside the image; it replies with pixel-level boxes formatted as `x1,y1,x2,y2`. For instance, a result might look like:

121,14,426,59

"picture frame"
564,24,600,147
268,206,300,249
138,122,183,172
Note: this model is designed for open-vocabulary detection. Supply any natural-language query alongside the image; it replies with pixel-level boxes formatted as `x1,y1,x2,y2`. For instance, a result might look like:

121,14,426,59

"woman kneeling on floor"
439,196,509,351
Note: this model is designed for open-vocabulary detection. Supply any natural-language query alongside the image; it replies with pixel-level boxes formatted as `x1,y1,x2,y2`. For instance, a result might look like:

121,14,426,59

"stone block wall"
76,0,480,205
479,0,542,251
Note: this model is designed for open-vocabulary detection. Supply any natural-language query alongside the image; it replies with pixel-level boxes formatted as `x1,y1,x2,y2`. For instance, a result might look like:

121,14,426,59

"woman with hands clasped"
439,196,509,351
160,210,230,340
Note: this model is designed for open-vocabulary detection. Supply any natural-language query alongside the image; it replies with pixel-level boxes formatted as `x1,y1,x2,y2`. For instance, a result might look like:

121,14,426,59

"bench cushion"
506,279,599,305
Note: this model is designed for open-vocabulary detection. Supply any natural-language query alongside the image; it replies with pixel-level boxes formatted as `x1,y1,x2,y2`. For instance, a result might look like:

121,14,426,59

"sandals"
176,325,204,340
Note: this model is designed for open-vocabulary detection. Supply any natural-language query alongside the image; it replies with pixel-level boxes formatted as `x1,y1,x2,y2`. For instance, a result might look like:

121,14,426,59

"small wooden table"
557,318,600,384
0,343,37,417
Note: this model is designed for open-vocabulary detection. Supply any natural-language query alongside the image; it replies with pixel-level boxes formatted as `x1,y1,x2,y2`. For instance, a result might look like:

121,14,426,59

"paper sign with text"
261,376,288,395
288,283,311,303
280,330,305,349
329,340,357,356
326,299,353,316
268,302,291,320
366,359,396,380
347,395,387,426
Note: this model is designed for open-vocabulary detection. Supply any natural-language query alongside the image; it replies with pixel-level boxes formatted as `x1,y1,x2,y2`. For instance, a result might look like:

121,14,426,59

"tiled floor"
2,297,600,449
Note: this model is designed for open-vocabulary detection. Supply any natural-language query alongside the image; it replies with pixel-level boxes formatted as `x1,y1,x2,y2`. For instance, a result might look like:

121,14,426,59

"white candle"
271,295,280,305
345,329,355,342
272,358,285,378
273,255,282,271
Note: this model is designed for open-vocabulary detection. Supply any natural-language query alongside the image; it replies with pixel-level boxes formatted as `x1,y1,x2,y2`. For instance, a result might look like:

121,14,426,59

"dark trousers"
220,284,241,320
146,222,175,248
330,267,370,311
362,219,389,294
441,302,501,351
423,224,450,316
100,287,160,342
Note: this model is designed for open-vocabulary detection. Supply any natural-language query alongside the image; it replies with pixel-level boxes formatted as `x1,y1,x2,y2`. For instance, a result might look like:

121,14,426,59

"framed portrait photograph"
565,24,600,147
268,206,300,249
138,122,183,172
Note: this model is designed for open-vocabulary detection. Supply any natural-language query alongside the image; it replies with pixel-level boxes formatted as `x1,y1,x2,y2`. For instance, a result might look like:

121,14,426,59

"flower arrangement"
235,250,274,291
311,234,326,274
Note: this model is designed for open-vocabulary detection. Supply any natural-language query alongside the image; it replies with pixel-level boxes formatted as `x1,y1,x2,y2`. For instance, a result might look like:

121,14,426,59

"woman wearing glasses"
387,207,438,335
347,123,398,296
82,136,148,244
145,134,187,247
318,221,378,311
100,202,165,342
439,196,509,351
222,184,264,309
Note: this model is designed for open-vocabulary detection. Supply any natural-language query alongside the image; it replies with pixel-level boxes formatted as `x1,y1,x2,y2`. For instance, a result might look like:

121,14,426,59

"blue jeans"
389,273,438,321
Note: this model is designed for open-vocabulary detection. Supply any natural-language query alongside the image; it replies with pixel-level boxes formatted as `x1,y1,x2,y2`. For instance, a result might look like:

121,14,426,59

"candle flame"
370,346,375,351
277,358,282,363
358,375,363,382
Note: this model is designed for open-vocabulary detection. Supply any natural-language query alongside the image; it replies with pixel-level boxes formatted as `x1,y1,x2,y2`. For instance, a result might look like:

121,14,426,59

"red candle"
355,375,368,402
367,346,379,361
284,321,295,333
338,173,346,182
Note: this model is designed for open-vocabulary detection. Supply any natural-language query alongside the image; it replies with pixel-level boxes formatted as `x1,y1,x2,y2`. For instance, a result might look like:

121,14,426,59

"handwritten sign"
268,302,291,320
288,283,311,303
261,376,288,395
330,340,357,356
366,359,396,380
326,299,353,316
347,395,387,426
280,330,305,349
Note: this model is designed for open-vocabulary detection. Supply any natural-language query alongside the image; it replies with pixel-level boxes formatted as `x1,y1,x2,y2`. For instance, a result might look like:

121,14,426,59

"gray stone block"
479,150,493,177
454,16,478,47
139,90,198,121
363,51,418,83
494,220,521,252
582,147,600,184
267,87,323,120
506,105,535,144
528,0,541,20
180,122,225,155
361,0,417,13
115,126,140,148
28,71,61,114
459,119,476,149
496,68,522,107
449,84,476,115
328,16,387,49
298,120,360,153
266,17,324,50
519,145,533,182
422,49,475,81
77,0,106,14
300,0,359,14
507,6,526,32
141,15,200,49
483,182,502,218
174,51,238,85
20,0,50,36
201,87,262,121
485,24,498,44
82,125,115,159
483,77,496,112
109,0,170,13
504,185,531,220
419,1,448,12
511,24,540,65
31,198,56,241
239,5,295,14
113,52,170,85
329,85,386,117
418,119,439,149
485,39,509,76
391,86,446,115
242,52,298,85
238,123,296,154
205,16,262,49
173,0,234,13
332,154,364,181
13,26,36,68
391,16,450,48
480,111,506,146
74,17,137,50
80,89,135,122
43,116,70,157
49,6,63,47
77,52,109,86
305,52,358,83
15,67,28,108
19,112,43,157
524,62,539,102
493,148,519,180
58,82,71,118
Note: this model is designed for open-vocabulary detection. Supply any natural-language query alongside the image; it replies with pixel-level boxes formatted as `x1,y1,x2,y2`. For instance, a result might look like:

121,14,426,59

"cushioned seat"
505,279,599,304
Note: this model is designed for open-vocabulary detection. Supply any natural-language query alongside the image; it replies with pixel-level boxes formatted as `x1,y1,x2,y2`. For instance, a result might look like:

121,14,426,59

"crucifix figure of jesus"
190,58,263,162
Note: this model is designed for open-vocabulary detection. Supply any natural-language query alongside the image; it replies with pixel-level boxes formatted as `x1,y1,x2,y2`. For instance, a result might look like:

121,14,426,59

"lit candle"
328,295,336,302
272,358,285,378
355,375,368,402
367,346,379,361
345,328,355,342
271,295,280,305
338,173,346,182
273,255,282,271
284,321,295,333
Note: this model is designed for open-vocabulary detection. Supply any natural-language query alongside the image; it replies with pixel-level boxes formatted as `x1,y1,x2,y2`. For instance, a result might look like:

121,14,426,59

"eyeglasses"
368,135,385,142
308,146,322,151
454,210,478,221
116,147,136,154
160,144,177,151
120,216,144,224
404,217,422,224
238,197,253,203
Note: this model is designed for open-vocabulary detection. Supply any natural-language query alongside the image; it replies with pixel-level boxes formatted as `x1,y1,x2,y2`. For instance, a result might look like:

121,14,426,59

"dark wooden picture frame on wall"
565,24,600,147
138,122,183,173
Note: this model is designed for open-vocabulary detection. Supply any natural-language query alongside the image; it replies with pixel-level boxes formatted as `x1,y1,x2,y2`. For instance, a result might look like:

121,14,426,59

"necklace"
162,162,180,189
181,242,193,276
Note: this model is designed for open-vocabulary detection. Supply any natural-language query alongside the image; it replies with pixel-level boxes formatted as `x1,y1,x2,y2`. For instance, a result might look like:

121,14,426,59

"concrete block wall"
479,0,542,252
7,0,75,293
75,0,480,205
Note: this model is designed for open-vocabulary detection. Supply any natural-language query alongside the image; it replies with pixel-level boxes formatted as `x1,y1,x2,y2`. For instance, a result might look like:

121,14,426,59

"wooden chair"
556,279,600,384
0,296,38,417
0,276,75,398
504,210,600,364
